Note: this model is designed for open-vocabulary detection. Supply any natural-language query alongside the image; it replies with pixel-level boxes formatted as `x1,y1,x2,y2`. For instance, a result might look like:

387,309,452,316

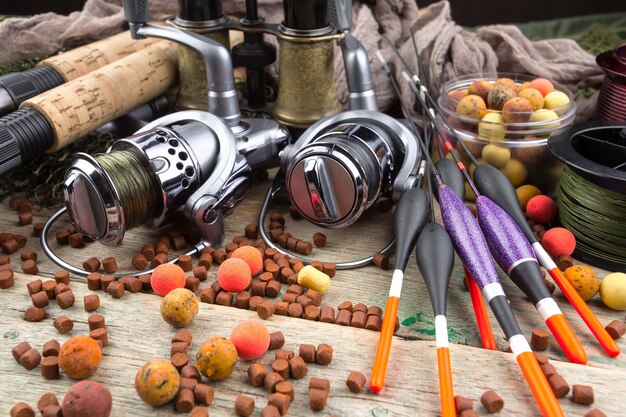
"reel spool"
548,123,626,272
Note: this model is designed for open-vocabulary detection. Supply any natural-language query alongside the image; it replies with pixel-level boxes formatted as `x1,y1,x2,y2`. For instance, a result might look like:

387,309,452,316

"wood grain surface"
0,176,624,416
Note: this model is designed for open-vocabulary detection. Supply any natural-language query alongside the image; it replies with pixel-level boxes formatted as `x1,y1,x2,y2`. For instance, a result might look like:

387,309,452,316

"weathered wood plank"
1,274,624,417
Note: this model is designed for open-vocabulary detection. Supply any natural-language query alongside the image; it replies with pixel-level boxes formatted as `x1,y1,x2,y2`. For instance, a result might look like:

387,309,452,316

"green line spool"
548,124,626,272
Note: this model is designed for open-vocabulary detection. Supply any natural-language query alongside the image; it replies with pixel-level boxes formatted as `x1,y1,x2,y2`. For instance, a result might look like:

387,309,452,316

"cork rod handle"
22,42,178,152
38,30,162,82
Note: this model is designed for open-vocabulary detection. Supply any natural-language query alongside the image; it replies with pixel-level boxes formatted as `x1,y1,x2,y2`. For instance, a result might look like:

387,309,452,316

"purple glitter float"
476,196,536,273
438,186,500,288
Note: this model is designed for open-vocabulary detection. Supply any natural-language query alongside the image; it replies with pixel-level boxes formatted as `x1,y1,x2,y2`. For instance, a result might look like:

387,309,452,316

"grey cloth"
0,0,602,121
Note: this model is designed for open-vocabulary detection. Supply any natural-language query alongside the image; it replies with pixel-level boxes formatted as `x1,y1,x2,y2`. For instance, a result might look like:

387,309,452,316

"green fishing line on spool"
94,150,161,230
557,165,626,267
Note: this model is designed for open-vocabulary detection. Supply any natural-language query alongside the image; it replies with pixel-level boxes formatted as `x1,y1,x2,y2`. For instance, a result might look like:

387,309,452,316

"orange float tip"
545,314,587,364
465,271,497,350
549,268,621,357
369,296,400,394
517,351,565,417
437,347,456,417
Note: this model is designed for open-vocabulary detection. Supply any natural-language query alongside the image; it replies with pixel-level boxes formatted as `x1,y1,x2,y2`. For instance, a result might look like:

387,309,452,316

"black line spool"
548,123,626,272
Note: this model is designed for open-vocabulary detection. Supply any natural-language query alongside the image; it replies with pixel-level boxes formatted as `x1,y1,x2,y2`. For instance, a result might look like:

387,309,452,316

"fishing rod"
403,31,618,358
379,52,564,416
391,38,587,365
369,53,430,393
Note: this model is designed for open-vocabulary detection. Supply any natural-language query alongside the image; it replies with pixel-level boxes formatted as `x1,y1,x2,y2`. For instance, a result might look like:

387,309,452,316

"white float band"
507,257,538,276
482,282,505,302
435,315,449,348
532,242,557,270
508,334,532,358
536,297,562,321
389,269,404,298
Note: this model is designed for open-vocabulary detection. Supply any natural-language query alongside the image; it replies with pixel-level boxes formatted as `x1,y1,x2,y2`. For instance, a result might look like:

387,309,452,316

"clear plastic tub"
436,73,576,197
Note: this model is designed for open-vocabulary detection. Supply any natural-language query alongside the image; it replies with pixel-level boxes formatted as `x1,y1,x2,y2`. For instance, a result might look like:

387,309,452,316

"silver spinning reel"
41,0,288,276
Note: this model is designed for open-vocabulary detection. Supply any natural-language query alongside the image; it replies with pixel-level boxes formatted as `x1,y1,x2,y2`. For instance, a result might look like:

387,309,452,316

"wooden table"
0,178,624,416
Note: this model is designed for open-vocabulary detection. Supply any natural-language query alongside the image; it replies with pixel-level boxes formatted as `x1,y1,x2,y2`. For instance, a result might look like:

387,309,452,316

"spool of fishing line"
548,124,626,272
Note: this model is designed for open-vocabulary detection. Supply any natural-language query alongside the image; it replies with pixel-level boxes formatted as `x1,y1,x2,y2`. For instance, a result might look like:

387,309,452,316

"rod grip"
38,31,162,82
21,42,178,153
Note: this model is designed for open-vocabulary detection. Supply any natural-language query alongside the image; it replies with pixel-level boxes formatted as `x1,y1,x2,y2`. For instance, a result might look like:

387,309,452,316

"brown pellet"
572,384,594,405
171,352,189,371
24,306,45,322
310,260,323,271
37,393,59,413
212,249,228,264
141,244,155,260
156,241,169,255
279,268,294,284
540,363,557,377
138,273,152,291
56,290,75,308
372,252,389,269
8,196,26,209
122,277,142,293
190,406,208,417
318,306,335,323
270,229,285,243
216,291,233,306
26,279,42,295
258,301,276,320
192,266,207,281
304,305,320,321
10,402,35,417
312,232,327,248
353,303,367,313
53,316,73,334
13,234,27,248
18,200,33,212
51,270,69,286
12,341,32,362
19,347,41,370
251,280,266,297
31,290,49,308
336,309,352,326
68,233,85,248
21,259,38,275
171,342,190,356
100,275,114,292
265,263,280,280
531,328,550,351
86,272,101,290
180,377,197,392
42,280,56,299
272,358,290,379
275,381,295,402
18,212,33,225
286,237,299,252
297,344,315,363
100,257,117,273
455,395,474,413
106,281,124,298
261,405,281,417
285,284,303,295
346,370,366,393
248,363,267,387
556,255,573,271
0,270,14,288
480,390,504,413
42,340,60,357
322,262,336,278
606,319,626,339
366,315,382,331
83,257,101,272
172,328,192,344
351,311,367,328
200,288,217,304
235,395,255,417
185,276,200,292
1,238,19,254
0,255,9,265
308,388,328,411
225,242,239,253
88,313,106,330
367,305,383,317
296,295,313,308
287,302,303,318
308,376,331,392
90,328,108,347
83,294,100,312
40,356,59,379
292,263,304,273
264,280,281,298
170,235,187,251
20,249,36,262
232,291,249,309
176,388,195,413
548,373,570,398
264,372,285,392
275,301,289,316
275,350,294,361
259,271,274,283
459,410,479,417
269,213,285,225
296,240,313,255
267,331,285,350
249,295,264,311
151,253,168,268
337,300,353,311
288,355,308,379
268,393,291,416
316,344,333,365
131,253,148,270
181,365,201,383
